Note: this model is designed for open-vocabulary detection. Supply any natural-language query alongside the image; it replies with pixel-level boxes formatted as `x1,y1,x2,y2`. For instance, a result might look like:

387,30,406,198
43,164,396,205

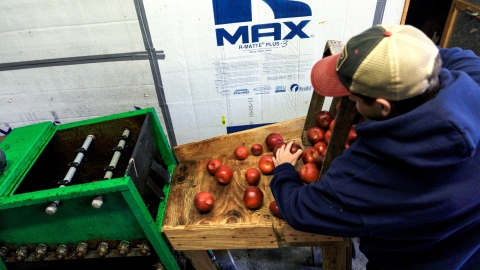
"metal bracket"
146,160,171,200
146,177,165,200
150,160,170,183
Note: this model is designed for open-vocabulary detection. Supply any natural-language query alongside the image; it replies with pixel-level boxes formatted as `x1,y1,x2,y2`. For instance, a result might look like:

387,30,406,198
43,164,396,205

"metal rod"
92,128,130,208
45,135,95,215
134,0,177,147
0,51,165,71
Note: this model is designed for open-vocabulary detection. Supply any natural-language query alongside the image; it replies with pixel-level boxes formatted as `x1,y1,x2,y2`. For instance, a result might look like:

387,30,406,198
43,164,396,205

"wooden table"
162,117,352,270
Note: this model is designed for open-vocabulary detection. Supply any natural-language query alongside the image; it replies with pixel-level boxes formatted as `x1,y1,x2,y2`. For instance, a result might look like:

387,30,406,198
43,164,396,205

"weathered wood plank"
164,224,276,237
323,246,347,270
321,96,358,176
169,238,278,250
164,224,278,250
173,117,306,163
325,40,344,56
282,225,344,244
182,250,217,270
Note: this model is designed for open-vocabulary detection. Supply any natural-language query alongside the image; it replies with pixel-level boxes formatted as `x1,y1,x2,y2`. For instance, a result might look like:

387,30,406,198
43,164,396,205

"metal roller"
46,135,95,215
92,128,130,208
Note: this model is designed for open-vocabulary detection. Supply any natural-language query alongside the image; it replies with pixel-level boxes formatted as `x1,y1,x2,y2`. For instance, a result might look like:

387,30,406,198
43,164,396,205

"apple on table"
265,133,284,151
258,154,275,175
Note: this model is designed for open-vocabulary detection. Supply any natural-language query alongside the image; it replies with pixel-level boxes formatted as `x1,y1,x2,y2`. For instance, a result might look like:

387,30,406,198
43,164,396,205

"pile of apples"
193,132,286,218
301,109,358,184
194,110,358,217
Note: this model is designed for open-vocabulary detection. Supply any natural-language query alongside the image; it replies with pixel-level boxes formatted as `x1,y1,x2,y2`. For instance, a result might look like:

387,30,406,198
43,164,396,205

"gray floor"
227,246,368,270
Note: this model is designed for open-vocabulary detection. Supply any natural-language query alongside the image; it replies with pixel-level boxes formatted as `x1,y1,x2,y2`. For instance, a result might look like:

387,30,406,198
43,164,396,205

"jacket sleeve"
439,47,480,85
270,163,367,237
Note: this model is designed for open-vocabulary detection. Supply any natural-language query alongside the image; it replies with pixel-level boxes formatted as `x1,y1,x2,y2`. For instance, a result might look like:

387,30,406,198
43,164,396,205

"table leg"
183,250,217,270
322,240,352,270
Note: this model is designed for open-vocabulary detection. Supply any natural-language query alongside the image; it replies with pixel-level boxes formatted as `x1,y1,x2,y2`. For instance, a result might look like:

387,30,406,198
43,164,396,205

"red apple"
290,142,303,154
269,201,282,218
324,129,332,145
272,142,302,157
194,191,214,213
234,146,248,160
265,133,284,151
251,143,263,156
329,119,335,131
245,168,261,186
313,141,327,155
206,159,222,175
299,163,320,184
307,126,325,144
302,147,321,164
215,165,233,185
258,154,275,175
315,111,334,129
243,186,264,209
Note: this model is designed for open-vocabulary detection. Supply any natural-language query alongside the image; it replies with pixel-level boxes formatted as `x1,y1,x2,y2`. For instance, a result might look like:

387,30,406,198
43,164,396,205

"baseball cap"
311,25,439,101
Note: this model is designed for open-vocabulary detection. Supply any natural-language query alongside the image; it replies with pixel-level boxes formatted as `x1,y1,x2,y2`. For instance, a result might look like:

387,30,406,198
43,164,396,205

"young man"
270,25,480,269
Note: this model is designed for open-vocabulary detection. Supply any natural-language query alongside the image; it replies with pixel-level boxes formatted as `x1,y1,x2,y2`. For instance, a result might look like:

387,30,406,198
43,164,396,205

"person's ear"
375,98,391,117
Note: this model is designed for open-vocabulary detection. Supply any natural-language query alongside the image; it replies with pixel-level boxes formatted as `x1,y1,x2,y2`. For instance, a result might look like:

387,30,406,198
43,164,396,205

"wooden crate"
162,117,344,250
301,40,360,176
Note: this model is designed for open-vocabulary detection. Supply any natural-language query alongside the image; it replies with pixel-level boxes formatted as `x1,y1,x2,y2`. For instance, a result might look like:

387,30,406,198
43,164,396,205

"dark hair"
354,53,442,117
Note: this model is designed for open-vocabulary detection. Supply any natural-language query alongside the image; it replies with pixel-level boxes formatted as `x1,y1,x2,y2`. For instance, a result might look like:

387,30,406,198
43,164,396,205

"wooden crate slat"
163,224,275,237
173,117,306,163
321,96,359,176
168,238,279,250
164,225,278,250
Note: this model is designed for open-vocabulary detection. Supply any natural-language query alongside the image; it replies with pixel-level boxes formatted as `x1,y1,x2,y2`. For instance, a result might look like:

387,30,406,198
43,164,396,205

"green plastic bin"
0,108,179,270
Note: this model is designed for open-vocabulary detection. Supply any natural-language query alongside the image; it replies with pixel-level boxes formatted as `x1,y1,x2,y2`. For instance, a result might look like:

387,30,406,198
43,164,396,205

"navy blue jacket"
270,47,480,270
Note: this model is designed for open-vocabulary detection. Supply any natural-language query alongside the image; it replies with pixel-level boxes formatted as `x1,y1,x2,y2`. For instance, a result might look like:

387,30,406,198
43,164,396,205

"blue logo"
212,0,312,25
275,86,286,92
290,84,312,92
233,89,250,95
212,0,312,46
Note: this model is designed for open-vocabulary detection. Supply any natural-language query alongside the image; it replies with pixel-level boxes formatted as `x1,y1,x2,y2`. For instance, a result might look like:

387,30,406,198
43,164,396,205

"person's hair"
353,52,442,117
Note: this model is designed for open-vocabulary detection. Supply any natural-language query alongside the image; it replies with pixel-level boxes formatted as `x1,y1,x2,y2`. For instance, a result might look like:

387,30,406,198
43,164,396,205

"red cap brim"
310,54,350,97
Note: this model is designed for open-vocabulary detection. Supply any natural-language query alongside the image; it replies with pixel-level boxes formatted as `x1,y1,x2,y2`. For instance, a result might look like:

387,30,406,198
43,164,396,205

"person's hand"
273,141,303,167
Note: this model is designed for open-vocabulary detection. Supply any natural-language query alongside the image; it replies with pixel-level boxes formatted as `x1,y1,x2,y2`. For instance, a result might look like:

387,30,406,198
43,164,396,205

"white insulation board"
0,0,405,146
